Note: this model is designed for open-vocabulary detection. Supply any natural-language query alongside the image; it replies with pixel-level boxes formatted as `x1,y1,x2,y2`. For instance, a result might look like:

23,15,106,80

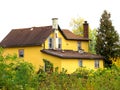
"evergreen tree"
96,10,120,67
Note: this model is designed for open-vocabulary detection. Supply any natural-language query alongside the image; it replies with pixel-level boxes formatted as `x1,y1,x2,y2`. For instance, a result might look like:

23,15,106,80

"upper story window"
18,49,24,58
95,60,99,68
48,38,54,49
77,41,81,50
78,60,82,67
58,38,62,49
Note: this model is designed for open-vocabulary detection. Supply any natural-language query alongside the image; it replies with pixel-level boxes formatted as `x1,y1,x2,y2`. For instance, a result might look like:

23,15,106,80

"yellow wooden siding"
83,59,104,69
2,29,104,73
41,53,62,72
3,46,44,70
81,41,89,52
61,59,104,73
3,46,61,71
61,59,79,73
45,30,89,51
3,47,104,73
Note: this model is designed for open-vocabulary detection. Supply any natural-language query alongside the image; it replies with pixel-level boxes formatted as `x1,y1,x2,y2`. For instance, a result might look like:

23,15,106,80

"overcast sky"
0,0,120,41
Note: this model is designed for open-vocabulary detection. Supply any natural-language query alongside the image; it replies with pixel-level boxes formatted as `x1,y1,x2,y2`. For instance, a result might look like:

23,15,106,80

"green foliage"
1,48,120,90
72,67,94,78
70,17,84,36
43,59,53,73
38,65,120,90
0,47,38,90
89,29,97,54
70,17,97,53
87,65,120,90
96,10,120,67
14,61,35,88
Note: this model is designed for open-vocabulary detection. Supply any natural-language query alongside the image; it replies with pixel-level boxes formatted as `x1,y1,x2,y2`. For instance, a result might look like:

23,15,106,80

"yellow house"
0,18,104,73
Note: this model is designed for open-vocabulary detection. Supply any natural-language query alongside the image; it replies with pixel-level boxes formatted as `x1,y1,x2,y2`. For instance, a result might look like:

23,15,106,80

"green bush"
1,47,120,90
0,48,38,90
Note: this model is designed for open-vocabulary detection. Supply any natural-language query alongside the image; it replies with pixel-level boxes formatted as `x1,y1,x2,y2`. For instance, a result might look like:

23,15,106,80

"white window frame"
48,38,54,49
94,60,99,68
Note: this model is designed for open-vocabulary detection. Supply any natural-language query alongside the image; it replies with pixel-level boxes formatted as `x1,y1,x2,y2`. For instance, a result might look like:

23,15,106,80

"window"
18,49,24,57
95,60,99,68
78,60,82,67
48,38,53,49
58,38,62,49
43,59,53,73
78,41,81,50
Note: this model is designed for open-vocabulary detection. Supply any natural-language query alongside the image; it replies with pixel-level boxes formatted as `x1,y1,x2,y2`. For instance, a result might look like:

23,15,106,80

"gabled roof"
0,25,89,48
41,49,103,59
0,26,53,47
61,29,89,41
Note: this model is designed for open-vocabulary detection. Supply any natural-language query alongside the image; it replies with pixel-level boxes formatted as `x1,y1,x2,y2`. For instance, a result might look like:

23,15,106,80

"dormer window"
48,38,54,49
77,41,81,50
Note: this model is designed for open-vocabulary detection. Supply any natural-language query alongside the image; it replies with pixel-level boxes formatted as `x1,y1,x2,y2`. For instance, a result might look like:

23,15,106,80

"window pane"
49,38,53,49
19,49,24,57
95,60,99,68
78,41,81,50
58,38,62,49
79,60,82,67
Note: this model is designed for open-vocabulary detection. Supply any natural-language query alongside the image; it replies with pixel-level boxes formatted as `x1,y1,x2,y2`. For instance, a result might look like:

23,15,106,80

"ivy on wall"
43,59,53,73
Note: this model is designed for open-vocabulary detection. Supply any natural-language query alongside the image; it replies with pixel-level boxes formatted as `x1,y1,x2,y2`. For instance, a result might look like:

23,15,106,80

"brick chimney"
83,21,89,38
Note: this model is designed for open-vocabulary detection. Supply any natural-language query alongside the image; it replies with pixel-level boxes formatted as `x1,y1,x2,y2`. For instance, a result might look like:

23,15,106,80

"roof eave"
1,44,42,48
41,50,104,59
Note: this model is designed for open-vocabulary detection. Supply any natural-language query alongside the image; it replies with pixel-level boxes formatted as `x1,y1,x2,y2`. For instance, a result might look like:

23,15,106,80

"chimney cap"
84,21,88,24
52,18,58,30
52,18,58,20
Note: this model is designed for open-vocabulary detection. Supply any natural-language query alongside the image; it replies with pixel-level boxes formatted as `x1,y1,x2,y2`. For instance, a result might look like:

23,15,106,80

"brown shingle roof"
61,29,89,41
0,25,89,48
41,49,103,59
0,26,53,47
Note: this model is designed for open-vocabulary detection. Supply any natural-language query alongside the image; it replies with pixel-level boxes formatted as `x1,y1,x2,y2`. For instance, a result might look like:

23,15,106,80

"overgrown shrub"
1,47,120,90
0,48,38,90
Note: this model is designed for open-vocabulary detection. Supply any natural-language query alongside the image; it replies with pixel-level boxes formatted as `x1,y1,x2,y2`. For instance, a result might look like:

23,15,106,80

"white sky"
0,0,120,41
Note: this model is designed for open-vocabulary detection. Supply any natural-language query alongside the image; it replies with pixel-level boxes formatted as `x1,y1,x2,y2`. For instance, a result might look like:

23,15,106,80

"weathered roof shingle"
41,49,103,59
0,26,53,47
61,29,89,41
0,25,89,47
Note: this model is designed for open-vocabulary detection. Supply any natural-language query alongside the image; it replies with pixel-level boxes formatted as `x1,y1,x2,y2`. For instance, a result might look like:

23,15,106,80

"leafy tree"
89,29,97,54
70,17,97,53
0,47,38,89
96,10,120,67
70,17,84,36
